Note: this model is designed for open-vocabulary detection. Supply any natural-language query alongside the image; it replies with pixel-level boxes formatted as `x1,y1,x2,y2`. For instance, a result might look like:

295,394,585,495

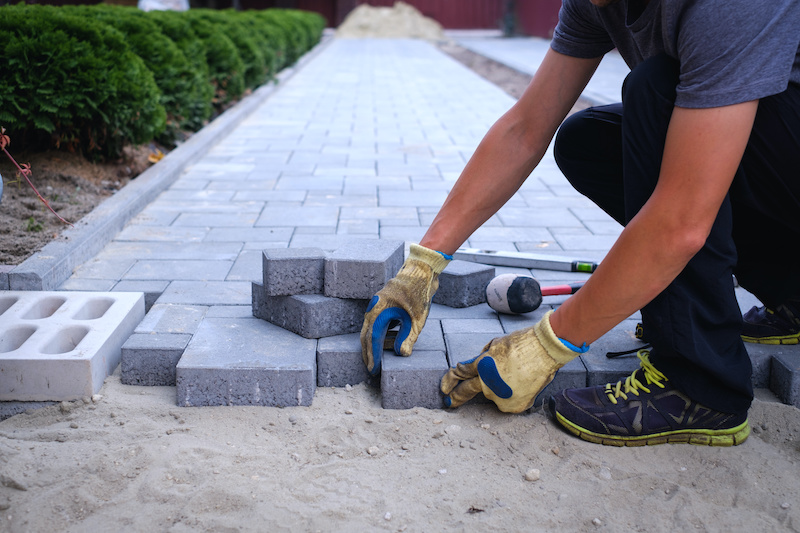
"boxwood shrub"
0,4,165,157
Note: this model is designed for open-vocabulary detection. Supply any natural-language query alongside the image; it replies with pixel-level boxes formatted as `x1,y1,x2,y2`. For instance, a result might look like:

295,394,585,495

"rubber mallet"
486,274,585,314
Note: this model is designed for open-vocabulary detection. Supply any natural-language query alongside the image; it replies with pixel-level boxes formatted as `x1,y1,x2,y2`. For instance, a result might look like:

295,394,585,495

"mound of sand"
336,1,445,40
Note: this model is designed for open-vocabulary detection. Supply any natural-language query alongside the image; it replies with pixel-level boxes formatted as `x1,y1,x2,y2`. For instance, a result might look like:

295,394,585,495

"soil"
0,146,155,265
0,42,578,268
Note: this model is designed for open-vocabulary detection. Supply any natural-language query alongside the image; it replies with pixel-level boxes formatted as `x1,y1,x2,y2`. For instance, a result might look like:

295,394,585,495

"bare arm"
420,49,602,255
550,101,759,345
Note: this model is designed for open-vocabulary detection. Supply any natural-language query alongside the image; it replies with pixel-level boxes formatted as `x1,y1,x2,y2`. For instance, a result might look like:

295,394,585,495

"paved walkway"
47,37,789,408
65,37,626,296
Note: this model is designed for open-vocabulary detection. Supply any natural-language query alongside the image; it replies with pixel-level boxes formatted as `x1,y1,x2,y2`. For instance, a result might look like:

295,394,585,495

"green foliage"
0,4,166,158
26,216,43,233
145,10,214,130
63,4,210,143
0,4,323,160
186,9,268,90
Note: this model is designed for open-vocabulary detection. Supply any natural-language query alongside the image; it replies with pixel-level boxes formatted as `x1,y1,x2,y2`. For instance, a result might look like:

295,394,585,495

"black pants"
553,54,800,414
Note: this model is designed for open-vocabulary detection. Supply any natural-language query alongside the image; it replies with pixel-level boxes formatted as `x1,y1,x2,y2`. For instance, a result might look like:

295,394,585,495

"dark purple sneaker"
741,303,800,345
548,351,750,447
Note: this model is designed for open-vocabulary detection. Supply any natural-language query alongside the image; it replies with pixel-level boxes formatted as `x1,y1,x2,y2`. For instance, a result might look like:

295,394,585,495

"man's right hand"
360,244,451,375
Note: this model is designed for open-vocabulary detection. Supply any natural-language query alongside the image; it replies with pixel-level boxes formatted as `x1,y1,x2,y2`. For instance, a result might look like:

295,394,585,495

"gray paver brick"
252,282,368,339
177,317,316,407
316,333,372,388
743,343,779,389
432,260,495,308
121,333,192,386
112,280,169,313
535,357,587,407
262,248,325,296
324,239,404,299
769,349,800,408
135,304,208,335
381,350,448,410
580,320,647,387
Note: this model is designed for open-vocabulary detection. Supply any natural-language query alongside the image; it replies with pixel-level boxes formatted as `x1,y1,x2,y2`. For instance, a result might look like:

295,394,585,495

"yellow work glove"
360,243,451,375
440,311,586,413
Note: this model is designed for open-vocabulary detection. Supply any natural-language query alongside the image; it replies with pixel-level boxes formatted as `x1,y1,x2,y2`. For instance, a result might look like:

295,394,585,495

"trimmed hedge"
0,4,324,158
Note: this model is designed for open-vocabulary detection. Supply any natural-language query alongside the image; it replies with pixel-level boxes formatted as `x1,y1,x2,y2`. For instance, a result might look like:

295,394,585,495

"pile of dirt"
336,1,445,40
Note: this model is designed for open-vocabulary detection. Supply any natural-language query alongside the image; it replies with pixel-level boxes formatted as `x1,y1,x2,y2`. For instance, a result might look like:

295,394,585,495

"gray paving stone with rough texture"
381,350,448,409
0,401,57,422
743,343,780,389
262,248,325,296
324,240,404,299
317,333,372,388
0,265,12,290
535,357,588,407
433,260,495,308
121,333,192,386
252,282,368,339
769,349,800,408
177,317,316,407
113,280,169,313
579,320,645,387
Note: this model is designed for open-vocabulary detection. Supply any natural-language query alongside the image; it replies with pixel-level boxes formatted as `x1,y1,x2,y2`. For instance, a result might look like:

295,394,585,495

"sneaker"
548,351,750,447
741,303,800,345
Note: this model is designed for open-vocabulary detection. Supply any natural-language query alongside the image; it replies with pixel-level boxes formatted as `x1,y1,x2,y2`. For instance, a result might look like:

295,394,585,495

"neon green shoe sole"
555,413,750,447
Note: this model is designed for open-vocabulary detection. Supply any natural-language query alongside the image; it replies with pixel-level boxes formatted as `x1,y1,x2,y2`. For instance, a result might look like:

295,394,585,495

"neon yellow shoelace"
604,350,667,405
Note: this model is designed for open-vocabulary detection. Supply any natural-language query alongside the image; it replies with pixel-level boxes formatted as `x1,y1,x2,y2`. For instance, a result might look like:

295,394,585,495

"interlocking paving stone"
252,282,368,339
580,320,649,387
121,333,192,386
323,239,404,299
112,280,169,312
381,350,449,410
769,349,800,408
262,248,325,296
134,304,208,335
317,333,371,388
177,318,316,407
433,260,495,308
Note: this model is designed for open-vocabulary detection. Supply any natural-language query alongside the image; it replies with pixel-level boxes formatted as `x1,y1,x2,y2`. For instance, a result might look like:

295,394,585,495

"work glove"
361,243,451,375
440,311,585,413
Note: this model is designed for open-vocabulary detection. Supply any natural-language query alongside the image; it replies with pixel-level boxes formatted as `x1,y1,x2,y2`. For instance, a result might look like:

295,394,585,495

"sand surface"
1,370,798,532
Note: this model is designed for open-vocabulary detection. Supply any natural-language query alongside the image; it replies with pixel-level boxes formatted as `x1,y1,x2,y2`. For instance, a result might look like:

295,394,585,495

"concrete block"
441,318,503,336
177,317,317,407
743,343,779,389
444,332,500,367
120,333,191,386
381,350,448,409
432,260,495,308
262,248,325,296
252,282,368,339
135,304,208,335
317,333,372,388
580,320,646,387
0,291,144,401
324,239,404,299
113,280,169,313
769,349,800,408
0,265,13,290
0,401,57,422
534,357,587,407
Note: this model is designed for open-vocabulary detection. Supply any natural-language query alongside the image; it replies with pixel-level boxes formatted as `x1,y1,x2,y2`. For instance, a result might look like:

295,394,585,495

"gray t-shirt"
551,0,800,108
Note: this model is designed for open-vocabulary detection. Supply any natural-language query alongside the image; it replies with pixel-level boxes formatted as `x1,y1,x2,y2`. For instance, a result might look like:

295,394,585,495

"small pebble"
367,446,379,456
384,512,392,521
438,469,447,475
598,467,612,480
592,518,603,527
551,446,560,456
345,384,353,391
524,468,541,482
781,502,791,509
480,423,490,429
344,410,353,415
288,415,298,425
69,422,78,429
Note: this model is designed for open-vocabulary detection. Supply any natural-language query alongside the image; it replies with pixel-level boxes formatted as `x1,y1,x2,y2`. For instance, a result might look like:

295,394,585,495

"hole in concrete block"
22,296,66,319
41,326,89,354
0,296,18,317
0,325,36,353
72,298,114,320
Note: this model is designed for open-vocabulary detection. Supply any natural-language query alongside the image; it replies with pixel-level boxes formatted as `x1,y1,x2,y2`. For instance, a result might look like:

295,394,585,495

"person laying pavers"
362,0,800,447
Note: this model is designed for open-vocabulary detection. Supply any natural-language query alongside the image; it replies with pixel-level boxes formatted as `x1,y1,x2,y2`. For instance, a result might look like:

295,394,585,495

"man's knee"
622,53,679,110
